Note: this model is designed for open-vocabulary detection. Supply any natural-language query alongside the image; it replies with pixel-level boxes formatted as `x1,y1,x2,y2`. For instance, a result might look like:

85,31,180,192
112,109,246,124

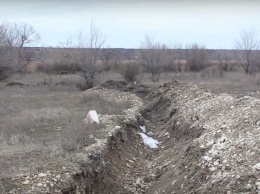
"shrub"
185,43,208,72
118,61,141,83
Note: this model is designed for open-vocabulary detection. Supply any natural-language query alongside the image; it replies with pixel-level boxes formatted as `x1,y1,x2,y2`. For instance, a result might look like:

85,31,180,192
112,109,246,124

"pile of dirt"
6,82,27,86
141,80,260,194
101,80,150,98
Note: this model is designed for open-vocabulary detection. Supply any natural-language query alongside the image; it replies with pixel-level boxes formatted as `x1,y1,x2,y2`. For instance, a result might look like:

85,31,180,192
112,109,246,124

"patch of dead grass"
0,73,131,182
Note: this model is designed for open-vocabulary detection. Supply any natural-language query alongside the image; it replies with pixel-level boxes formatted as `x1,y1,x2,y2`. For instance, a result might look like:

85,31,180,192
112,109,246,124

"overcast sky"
0,0,259,49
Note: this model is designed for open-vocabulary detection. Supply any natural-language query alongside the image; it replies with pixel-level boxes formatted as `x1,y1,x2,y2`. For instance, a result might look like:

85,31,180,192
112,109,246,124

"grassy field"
0,72,128,182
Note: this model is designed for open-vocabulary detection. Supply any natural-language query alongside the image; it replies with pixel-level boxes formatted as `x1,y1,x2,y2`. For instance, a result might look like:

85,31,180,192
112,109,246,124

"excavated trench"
61,80,260,194
58,81,207,194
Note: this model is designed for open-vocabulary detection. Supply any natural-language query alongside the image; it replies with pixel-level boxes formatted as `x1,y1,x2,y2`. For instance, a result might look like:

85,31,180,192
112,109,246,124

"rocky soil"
3,80,260,193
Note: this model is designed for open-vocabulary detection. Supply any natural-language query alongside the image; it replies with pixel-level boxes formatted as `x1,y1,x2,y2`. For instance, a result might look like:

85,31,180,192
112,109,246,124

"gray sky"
0,0,259,49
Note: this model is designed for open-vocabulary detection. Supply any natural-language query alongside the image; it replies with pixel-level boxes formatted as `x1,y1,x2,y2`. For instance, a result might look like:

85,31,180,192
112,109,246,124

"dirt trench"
56,80,260,193
58,81,211,194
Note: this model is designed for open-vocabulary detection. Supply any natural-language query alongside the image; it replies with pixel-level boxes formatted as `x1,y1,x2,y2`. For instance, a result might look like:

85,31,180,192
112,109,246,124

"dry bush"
36,62,54,73
0,47,19,80
185,43,209,72
117,61,141,83
37,59,82,74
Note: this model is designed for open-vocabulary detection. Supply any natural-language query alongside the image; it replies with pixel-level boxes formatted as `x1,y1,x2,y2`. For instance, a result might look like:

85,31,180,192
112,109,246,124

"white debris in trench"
139,132,160,149
139,126,146,133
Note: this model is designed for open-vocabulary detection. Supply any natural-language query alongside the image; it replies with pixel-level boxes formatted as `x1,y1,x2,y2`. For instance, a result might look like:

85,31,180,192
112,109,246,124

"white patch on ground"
89,110,99,124
138,133,160,149
139,126,146,132
83,110,99,124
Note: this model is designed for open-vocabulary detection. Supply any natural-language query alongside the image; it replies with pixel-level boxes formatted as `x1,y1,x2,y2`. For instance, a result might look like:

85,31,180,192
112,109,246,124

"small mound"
102,80,150,97
6,82,26,86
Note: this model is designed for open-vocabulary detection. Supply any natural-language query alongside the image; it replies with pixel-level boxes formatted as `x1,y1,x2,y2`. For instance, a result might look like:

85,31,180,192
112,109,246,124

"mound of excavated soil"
101,80,150,97
142,80,260,194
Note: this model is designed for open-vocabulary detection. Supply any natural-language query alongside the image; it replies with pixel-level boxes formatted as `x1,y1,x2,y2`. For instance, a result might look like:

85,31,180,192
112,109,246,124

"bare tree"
165,44,183,72
15,23,40,48
59,22,106,89
185,43,208,72
173,44,183,72
2,22,40,47
0,24,8,79
218,52,236,72
0,22,40,76
0,23,19,80
76,22,105,89
140,35,167,82
101,47,116,71
235,29,259,74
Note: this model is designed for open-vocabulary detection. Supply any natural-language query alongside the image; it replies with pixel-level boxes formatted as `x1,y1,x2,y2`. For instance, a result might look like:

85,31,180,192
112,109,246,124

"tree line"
1,21,260,88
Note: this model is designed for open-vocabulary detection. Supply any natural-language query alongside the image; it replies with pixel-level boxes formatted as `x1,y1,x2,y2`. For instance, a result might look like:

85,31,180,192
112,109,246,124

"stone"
209,167,217,172
235,175,240,179
212,151,219,157
56,174,61,179
22,180,30,185
253,163,260,171
37,183,43,187
38,173,47,177
246,184,252,189
206,140,214,147
203,156,212,161
224,166,232,171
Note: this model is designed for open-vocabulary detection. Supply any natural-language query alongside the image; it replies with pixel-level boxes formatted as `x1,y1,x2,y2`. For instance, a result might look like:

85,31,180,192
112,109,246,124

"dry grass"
139,71,260,97
0,72,129,180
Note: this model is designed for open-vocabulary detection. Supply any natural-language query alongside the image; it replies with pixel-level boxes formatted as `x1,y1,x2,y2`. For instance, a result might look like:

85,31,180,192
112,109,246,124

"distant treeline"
21,47,256,61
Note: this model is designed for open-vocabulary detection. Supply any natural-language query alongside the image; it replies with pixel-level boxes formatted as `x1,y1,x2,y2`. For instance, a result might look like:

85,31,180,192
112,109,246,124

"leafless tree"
173,44,183,72
185,43,208,72
140,35,167,82
235,29,259,74
0,22,40,76
15,23,40,48
0,24,8,79
101,47,116,71
218,52,236,72
0,23,19,80
165,44,183,72
2,22,40,47
59,22,106,89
